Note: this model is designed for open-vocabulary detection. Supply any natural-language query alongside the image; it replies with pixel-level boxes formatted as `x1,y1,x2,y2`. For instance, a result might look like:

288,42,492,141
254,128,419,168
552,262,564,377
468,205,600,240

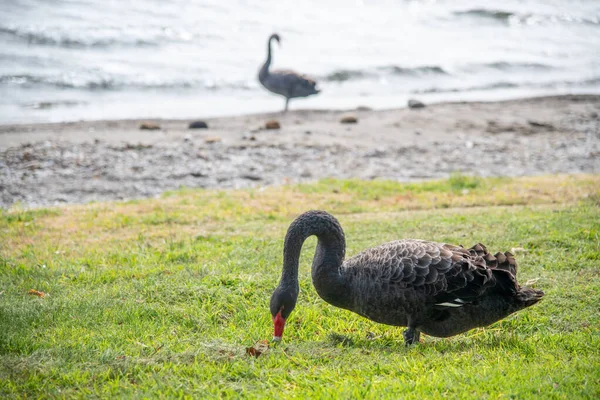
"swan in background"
258,33,320,112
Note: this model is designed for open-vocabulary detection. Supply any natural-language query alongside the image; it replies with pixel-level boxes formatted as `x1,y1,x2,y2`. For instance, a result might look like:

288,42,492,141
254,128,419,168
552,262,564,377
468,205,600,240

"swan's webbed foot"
403,327,421,346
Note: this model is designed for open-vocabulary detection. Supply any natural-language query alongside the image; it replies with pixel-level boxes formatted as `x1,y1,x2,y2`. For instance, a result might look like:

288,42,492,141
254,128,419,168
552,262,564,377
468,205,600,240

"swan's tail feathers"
515,287,545,308
468,243,518,277
467,242,543,308
492,251,518,276
467,244,520,294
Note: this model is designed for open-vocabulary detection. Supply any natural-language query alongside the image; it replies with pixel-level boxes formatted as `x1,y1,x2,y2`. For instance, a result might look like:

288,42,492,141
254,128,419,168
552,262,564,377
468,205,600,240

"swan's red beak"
272,311,286,341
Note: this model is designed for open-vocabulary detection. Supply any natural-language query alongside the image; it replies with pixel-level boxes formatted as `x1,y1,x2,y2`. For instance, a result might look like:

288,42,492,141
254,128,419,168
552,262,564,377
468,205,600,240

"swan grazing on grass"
270,210,544,345
258,33,320,112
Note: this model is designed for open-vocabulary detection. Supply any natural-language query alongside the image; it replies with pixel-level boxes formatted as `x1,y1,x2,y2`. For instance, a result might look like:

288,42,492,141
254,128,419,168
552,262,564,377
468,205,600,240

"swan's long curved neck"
259,37,274,81
280,211,347,304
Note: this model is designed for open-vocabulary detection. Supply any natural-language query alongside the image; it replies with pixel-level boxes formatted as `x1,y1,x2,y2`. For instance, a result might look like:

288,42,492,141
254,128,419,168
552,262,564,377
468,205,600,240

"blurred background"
1,0,599,124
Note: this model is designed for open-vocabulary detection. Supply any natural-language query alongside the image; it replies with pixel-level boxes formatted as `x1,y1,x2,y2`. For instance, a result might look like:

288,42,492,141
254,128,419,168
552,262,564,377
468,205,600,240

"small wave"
454,9,514,21
414,78,600,94
22,100,86,110
0,26,156,48
324,69,372,82
0,25,219,49
416,82,520,94
0,74,115,89
378,65,448,76
0,73,256,92
580,77,600,86
537,77,600,88
467,62,555,72
323,65,447,82
454,8,600,26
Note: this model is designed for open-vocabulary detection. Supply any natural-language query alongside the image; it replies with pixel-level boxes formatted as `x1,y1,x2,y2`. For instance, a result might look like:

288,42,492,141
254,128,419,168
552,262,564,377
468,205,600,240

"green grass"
1,174,599,399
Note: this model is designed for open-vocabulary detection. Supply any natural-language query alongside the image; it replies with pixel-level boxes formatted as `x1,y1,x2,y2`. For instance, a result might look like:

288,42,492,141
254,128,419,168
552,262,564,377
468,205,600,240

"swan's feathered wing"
342,240,519,303
263,69,320,98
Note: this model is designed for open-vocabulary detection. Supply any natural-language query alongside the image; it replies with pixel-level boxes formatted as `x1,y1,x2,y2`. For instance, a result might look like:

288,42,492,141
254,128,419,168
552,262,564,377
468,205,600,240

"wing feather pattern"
342,240,518,307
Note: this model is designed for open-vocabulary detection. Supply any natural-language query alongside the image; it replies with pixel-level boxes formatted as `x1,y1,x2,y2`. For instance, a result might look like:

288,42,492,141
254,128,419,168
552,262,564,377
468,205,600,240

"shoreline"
1,92,599,131
1,94,599,208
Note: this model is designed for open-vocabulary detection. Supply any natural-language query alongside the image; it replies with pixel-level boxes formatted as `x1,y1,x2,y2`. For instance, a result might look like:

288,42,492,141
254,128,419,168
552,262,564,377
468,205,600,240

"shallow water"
1,0,599,124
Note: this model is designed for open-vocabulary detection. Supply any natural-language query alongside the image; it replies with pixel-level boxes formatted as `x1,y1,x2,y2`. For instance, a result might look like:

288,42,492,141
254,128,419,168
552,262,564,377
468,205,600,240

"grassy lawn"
1,174,599,398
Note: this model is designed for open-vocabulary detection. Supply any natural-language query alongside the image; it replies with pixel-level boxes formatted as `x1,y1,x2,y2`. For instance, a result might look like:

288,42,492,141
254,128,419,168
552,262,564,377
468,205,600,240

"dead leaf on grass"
28,289,46,297
245,339,269,358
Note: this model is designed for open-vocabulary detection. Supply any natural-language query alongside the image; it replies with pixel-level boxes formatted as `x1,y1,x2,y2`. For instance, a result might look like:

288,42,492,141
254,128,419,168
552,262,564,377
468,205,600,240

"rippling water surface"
1,0,599,123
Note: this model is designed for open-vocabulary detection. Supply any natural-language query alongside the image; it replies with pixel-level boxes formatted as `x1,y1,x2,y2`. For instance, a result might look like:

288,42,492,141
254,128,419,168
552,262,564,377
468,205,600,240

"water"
1,0,599,124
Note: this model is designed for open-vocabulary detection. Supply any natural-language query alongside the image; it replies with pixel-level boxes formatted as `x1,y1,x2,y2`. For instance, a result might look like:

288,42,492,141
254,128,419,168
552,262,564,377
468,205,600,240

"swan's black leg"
284,97,290,112
403,327,420,346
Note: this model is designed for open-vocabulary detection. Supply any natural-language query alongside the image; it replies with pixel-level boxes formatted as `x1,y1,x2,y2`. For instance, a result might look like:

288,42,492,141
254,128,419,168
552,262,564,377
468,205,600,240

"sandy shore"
1,94,599,208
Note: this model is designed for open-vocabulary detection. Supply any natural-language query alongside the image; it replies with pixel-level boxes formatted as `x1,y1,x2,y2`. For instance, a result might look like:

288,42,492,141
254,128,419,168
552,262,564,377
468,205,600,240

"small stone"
465,140,474,149
139,122,160,130
340,115,358,124
527,120,555,130
183,134,192,142
241,174,262,181
305,130,312,135
265,120,281,130
414,131,421,135
356,106,373,111
189,120,208,129
408,99,426,109
204,136,221,143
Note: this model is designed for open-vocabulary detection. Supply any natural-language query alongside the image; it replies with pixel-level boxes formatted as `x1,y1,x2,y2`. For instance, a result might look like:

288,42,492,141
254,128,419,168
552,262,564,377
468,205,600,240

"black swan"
258,33,320,112
270,210,544,345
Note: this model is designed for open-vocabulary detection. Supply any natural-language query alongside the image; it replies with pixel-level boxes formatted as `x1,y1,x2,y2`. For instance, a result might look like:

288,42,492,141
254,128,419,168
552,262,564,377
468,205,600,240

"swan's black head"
269,283,298,341
269,33,281,45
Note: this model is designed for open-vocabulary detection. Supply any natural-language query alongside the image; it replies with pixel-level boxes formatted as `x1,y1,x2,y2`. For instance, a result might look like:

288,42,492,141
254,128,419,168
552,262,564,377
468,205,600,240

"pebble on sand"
527,120,555,130
139,122,161,130
407,99,426,109
189,120,209,129
340,115,358,124
204,136,221,143
265,120,281,130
